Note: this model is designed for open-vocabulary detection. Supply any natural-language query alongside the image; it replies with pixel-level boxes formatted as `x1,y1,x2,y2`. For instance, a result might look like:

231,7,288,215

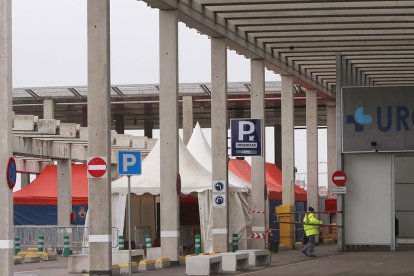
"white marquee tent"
187,122,251,251
110,133,250,251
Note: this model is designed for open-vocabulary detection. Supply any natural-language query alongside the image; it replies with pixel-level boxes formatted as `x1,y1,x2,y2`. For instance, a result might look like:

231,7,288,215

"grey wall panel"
394,155,414,238
395,156,414,183
395,184,414,211
344,153,393,245
395,212,414,238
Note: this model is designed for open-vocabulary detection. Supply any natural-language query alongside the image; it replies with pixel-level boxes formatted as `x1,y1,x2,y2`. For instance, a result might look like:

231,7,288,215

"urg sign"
342,86,414,152
230,119,262,156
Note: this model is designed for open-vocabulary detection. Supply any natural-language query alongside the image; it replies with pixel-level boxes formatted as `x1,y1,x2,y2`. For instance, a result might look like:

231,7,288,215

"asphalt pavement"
13,244,414,275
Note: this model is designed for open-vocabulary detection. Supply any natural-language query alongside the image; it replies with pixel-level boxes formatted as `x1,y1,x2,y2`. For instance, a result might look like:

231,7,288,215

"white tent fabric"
187,122,251,251
82,194,127,254
187,123,250,191
110,136,247,239
112,137,234,196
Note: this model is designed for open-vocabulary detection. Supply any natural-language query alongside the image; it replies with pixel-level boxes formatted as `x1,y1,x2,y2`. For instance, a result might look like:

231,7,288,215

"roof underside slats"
144,0,414,97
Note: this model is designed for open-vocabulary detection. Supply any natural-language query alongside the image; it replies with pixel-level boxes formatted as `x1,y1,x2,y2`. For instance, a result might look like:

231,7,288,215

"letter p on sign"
238,121,255,140
118,151,142,175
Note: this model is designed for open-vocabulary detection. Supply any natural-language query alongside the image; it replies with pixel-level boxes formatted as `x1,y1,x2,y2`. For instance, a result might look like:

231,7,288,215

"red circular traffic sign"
6,157,17,190
332,170,347,186
87,157,107,178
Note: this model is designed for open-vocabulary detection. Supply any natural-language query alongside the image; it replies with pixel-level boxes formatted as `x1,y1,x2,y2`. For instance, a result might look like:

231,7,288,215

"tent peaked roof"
14,164,88,205
187,122,250,191
187,122,212,172
111,137,213,196
228,159,307,202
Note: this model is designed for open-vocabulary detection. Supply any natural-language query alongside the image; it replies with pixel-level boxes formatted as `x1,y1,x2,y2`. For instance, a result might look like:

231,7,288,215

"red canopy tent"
228,159,307,202
14,164,88,205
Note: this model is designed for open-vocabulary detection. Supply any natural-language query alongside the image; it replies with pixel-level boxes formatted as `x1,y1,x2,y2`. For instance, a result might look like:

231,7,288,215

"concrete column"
144,121,153,138
251,59,266,249
81,105,88,127
20,173,30,189
306,89,318,211
211,37,229,252
159,9,180,262
0,0,13,272
182,96,193,144
57,160,72,227
326,101,336,197
336,54,345,252
43,99,54,119
274,124,282,168
281,76,295,206
114,114,124,134
87,0,112,273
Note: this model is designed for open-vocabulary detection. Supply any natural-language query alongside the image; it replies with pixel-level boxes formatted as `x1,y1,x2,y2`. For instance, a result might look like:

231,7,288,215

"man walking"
302,207,322,257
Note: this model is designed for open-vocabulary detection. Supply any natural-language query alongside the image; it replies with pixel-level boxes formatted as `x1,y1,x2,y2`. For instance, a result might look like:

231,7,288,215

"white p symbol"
123,154,137,172
238,121,255,140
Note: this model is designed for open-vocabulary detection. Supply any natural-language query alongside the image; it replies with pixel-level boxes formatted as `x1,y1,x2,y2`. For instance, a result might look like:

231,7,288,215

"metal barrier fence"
134,226,151,249
180,225,200,255
14,226,119,253
275,211,341,245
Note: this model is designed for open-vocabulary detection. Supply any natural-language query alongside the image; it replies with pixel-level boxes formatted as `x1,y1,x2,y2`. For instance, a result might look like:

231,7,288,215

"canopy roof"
145,0,414,97
14,164,88,205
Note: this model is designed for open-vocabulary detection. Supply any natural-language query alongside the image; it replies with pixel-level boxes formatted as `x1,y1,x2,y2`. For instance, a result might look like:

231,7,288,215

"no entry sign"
87,157,108,179
332,170,347,186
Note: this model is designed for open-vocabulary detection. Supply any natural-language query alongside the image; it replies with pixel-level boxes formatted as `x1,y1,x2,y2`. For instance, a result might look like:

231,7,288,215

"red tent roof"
14,164,88,205
228,159,307,202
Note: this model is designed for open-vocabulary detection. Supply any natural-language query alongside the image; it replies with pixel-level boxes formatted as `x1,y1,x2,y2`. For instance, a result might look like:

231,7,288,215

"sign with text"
230,118,262,156
342,86,414,152
118,151,142,175
333,186,347,194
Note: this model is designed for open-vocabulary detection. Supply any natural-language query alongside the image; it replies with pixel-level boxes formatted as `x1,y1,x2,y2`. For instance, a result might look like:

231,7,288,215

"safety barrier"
194,233,201,255
232,233,238,252
14,226,119,253
118,235,125,250
275,211,342,247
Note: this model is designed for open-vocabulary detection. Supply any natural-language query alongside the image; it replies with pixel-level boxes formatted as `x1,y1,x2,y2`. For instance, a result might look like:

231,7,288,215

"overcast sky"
12,0,327,189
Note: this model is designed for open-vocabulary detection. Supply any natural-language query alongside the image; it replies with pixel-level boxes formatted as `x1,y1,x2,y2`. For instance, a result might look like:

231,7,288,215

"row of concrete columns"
0,0,337,272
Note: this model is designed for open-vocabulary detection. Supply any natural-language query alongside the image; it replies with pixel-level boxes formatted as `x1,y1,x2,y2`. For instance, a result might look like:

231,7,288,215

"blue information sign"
118,151,142,175
230,118,262,157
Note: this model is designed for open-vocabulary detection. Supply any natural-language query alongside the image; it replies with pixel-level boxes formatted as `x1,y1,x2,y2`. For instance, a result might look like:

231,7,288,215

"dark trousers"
302,235,316,255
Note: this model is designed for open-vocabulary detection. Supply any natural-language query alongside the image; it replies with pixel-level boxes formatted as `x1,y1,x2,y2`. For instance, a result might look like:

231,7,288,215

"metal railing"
14,225,119,253
134,226,152,249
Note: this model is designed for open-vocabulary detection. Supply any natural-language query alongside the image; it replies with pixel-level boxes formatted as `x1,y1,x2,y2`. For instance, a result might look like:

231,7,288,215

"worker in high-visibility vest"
301,207,322,257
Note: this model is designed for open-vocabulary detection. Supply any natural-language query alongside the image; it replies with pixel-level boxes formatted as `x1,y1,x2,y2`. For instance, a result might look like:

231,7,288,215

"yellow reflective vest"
303,212,322,236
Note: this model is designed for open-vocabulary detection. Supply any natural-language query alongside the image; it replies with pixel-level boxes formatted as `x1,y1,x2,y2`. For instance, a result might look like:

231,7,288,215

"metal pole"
128,175,132,276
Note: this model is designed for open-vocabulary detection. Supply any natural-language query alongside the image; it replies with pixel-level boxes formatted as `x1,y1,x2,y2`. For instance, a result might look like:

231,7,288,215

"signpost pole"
127,175,132,276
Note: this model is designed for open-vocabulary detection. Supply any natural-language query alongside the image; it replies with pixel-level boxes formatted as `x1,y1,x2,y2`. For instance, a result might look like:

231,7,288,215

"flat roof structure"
12,82,327,128
143,0,414,92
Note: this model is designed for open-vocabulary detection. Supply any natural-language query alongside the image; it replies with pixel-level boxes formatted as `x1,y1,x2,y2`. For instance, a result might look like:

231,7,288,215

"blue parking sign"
118,151,142,175
230,119,262,157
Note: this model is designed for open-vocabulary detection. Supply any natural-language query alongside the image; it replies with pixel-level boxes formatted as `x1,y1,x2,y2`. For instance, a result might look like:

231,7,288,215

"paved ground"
13,245,414,275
